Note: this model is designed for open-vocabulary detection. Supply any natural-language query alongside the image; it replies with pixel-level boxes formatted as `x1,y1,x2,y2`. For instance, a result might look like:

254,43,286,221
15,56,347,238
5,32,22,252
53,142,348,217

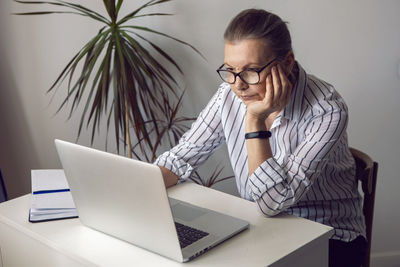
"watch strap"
245,131,272,139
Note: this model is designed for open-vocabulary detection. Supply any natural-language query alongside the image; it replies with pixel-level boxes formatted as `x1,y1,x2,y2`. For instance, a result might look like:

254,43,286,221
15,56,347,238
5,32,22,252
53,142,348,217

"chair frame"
350,148,378,267
0,168,8,202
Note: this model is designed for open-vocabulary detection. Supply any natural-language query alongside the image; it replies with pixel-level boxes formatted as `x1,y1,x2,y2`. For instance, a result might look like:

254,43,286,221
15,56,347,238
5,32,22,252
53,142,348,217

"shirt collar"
281,62,307,121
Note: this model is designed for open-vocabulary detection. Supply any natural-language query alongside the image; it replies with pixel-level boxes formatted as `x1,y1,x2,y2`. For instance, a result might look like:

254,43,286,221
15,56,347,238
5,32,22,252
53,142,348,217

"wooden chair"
349,148,378,267
0,168,8,202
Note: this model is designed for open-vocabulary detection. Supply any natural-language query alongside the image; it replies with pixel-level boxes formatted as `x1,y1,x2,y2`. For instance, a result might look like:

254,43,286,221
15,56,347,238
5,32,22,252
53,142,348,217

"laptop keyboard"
175,222,209,248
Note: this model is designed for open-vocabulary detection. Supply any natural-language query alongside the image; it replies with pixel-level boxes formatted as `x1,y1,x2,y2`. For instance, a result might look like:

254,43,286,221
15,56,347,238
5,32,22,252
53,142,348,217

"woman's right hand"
245,64,292,127
159,166,178,188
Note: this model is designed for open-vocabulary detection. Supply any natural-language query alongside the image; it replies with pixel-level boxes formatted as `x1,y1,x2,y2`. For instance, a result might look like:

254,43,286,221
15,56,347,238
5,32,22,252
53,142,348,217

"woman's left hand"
246,64,292,122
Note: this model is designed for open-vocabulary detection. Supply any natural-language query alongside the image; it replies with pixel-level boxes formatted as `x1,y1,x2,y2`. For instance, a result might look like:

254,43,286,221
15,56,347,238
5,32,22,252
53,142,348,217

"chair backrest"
0,168,8,203
349,147,378,267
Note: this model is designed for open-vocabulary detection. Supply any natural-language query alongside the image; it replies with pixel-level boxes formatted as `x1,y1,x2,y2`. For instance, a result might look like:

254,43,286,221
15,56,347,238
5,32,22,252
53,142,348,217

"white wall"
1,0,399,266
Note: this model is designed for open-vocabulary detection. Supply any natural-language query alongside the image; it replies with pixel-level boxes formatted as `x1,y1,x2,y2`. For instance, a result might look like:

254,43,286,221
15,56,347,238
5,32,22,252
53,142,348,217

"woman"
155,9,366,267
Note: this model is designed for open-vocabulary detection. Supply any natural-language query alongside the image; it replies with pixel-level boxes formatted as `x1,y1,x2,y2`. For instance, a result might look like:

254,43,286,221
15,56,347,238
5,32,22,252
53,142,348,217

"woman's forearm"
245,116,273,175
246,138,273,175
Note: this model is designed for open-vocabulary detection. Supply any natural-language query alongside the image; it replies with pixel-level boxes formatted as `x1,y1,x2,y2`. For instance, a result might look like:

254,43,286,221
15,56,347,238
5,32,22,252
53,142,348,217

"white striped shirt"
155,63,366,242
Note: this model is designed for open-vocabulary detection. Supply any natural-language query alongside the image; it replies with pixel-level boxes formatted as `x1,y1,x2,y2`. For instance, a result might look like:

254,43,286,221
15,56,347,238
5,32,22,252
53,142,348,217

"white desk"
0,183,333,267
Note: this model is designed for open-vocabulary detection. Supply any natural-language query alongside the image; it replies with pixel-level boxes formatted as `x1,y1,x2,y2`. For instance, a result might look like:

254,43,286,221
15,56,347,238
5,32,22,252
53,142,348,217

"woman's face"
223,39,275,105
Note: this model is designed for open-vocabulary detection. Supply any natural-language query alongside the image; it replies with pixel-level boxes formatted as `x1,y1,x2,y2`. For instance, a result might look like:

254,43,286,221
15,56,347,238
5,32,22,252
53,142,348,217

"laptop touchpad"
171,203,207,222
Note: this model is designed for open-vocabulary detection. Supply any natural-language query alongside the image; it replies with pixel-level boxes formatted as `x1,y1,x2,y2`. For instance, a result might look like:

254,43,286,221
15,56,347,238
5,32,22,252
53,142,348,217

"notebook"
29,169,78,222
54,139,249,262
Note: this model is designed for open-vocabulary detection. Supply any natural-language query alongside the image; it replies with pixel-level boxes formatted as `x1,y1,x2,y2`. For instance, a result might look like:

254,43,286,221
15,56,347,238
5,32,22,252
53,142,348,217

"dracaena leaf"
102,0,116,22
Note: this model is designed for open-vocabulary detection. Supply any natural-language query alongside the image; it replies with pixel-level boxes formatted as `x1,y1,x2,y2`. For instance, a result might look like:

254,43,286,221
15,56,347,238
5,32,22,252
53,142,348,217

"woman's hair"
224,9,292,60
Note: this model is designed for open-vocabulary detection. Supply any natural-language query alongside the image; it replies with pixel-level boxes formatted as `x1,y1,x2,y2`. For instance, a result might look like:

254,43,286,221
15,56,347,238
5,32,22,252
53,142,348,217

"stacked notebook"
29,169,78,222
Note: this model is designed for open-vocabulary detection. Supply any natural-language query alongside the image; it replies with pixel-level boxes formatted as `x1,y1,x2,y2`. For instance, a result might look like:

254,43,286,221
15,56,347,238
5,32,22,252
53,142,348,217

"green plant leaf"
122,25,205,60
51,30,110,120
129,12,173,19
14,0,111,24
116,0,172,26
115,0,123,16
189,166,234,188
79,38,112,139
120,30,179,94
13,11,79,15
102,0,116,22
48,27,110,94
133,32,182,75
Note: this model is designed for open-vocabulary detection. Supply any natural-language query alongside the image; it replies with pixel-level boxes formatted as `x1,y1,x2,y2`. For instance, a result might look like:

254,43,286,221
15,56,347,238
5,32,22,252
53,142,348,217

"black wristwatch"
245,131,272,139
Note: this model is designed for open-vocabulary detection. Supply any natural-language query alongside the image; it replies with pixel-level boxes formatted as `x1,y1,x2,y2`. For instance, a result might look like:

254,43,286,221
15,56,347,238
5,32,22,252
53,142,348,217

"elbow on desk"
255,199,285,217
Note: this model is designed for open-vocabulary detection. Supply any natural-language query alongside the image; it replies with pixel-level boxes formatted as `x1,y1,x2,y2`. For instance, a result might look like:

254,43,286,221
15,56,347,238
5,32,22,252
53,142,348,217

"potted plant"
14,0,233,187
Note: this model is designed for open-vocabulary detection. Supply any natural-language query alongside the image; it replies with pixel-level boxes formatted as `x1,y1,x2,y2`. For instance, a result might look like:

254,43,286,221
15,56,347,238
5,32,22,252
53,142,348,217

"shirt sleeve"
247,95,349,216
154,85,226,182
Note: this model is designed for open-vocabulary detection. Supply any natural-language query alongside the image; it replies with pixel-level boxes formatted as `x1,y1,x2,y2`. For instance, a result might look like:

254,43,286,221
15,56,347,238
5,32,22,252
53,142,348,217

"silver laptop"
55,139,249,262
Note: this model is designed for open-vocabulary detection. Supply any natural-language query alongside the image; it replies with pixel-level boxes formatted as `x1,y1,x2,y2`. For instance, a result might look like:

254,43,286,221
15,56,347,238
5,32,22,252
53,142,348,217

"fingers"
271,66,282,101
277,64,292,101
265,73,274,105
270,64,292,108
259,63,293,118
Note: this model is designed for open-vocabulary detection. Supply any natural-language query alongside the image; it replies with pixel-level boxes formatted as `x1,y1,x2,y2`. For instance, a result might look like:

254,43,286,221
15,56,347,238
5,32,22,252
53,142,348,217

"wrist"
245,131,271,139
245,115,267,132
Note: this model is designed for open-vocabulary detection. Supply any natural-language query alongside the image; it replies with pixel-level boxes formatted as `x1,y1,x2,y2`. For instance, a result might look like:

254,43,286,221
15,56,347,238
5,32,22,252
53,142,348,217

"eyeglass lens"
219,70,260,84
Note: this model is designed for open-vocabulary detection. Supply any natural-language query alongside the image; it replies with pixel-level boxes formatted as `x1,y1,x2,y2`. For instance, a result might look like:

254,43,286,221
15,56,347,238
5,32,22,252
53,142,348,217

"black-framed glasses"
216,58,276,85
